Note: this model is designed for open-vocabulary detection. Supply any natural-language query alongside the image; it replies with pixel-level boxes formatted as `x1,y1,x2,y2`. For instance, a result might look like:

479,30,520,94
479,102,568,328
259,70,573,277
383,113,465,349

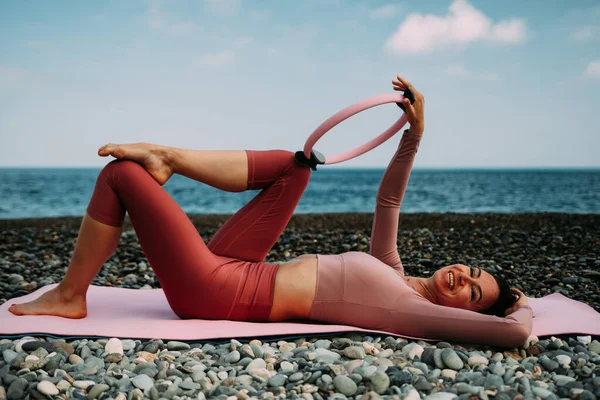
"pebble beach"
1,212,599,400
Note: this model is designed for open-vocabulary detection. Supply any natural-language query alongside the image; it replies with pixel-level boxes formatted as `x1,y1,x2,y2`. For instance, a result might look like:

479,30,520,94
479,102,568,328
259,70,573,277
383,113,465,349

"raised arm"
369,131,422,273
370,76,425,274
393,295,534,347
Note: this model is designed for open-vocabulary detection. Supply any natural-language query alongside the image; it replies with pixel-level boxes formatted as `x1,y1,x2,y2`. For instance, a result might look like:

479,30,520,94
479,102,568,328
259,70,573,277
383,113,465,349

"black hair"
481,269,518,317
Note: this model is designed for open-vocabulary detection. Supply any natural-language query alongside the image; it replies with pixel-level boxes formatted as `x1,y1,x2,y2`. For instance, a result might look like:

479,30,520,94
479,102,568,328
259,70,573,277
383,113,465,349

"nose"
459,272,477,286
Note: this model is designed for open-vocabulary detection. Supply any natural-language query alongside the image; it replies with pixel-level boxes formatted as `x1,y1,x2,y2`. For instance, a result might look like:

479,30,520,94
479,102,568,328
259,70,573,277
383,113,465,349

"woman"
9,76,533,347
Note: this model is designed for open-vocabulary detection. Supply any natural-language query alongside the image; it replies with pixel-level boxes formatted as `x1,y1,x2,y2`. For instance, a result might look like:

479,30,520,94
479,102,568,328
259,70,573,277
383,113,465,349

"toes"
8,304,21,315
111,147,126,159
98,144,125,158
98,145,110,155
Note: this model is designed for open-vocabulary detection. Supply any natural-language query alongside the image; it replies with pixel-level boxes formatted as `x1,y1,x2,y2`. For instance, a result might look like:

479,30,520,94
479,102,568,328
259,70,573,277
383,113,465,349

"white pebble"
555,355,571,368
425,393,458,400
280,361,294,371
15,337,36,353
441,369,457,379
523,335,539,350
122,339,137,351
468,355,489,366
73,380,96,389
37,381,59,396
362,342,378,355
217,371,228,380
251,368,273,380
373,358,393,368
301,384,318,394
245,358,266,372
577,336,592,345
25,355,40,362
56,380,71,392
375,348,394,358
401,343,424,360
105,338,124,355
279,342,296,353
404,388,421,400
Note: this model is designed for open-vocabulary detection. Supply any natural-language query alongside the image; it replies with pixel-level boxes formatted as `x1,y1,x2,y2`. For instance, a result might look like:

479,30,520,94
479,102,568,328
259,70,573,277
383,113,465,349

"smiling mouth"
448,271,455,290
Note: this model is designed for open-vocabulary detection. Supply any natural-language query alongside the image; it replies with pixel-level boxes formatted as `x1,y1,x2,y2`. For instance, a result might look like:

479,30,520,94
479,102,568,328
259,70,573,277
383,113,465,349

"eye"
471,287,476,301
470,267,474,277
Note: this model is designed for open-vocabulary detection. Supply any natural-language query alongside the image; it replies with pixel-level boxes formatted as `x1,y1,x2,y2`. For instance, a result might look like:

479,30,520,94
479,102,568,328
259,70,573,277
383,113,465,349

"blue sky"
1,0,599,168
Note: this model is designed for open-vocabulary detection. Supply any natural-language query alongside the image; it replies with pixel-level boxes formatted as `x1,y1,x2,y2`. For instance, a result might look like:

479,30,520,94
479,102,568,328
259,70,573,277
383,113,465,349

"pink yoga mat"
1,284,599,341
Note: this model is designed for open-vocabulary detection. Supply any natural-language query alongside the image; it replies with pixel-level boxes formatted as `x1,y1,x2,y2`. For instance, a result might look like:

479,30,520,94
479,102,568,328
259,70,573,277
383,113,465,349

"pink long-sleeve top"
369,129,534,347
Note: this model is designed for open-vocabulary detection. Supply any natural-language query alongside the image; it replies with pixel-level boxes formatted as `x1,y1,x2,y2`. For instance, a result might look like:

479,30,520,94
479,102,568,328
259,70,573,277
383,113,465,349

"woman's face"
429,264,500,312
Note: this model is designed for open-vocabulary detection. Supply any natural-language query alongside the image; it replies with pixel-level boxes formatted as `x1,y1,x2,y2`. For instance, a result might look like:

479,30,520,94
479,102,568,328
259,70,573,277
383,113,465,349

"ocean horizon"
1,167,599,219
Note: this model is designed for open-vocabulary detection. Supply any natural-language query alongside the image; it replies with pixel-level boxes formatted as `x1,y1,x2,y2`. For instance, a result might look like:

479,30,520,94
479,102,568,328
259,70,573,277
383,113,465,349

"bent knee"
286,153,312,182
100,159,145,182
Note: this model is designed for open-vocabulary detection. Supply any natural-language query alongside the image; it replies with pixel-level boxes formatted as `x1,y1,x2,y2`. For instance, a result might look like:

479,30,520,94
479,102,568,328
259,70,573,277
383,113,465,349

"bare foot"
8,287,87,318
98,142,174,186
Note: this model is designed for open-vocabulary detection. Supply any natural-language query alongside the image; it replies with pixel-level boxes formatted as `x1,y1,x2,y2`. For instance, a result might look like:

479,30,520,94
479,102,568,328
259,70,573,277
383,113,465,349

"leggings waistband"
309,254,345,320
224,261,280,322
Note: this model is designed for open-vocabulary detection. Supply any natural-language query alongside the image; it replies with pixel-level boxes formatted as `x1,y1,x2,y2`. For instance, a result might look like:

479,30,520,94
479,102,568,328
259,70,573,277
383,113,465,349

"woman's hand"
504,288,529,316
392,75,425,135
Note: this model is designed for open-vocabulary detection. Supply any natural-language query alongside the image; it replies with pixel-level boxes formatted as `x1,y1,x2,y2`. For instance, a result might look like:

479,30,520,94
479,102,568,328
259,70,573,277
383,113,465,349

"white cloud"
384,0,527,54
148,0,196,34
489,19,526,43
193,50,235,69
370,4,402,20
583,61,600,79
571,25,600,41
445,65,500,80
204,0,240,17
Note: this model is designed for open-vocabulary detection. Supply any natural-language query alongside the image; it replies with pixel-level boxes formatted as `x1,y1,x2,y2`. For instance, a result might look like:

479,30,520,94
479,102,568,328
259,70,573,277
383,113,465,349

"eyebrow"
476,268,483,303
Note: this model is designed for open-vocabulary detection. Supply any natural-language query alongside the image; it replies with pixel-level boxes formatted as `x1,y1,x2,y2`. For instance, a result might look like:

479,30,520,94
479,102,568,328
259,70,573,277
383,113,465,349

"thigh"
101,160,223,315
208,151,310,262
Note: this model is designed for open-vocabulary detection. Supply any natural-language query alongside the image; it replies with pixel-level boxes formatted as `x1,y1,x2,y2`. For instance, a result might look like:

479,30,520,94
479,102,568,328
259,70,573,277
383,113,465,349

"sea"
0,167,599,220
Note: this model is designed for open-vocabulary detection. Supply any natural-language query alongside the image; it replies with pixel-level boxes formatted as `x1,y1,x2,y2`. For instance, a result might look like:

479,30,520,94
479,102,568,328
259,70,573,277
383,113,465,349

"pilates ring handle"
295,88,416,171
396,87,415,112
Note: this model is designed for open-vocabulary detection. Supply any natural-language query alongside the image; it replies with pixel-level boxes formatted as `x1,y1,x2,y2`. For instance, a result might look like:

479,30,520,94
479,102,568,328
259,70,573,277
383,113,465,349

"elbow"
504,324,531,348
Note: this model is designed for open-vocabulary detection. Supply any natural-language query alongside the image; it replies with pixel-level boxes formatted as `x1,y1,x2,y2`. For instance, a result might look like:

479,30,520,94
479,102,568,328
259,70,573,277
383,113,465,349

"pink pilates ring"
301,93,410,167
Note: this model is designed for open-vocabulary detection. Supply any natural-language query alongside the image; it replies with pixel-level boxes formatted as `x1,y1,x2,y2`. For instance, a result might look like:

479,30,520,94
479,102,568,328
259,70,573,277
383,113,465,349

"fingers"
504,288,528,316
396,75,414,90
402,98,416,118
504,306,517,317
393,75,424,103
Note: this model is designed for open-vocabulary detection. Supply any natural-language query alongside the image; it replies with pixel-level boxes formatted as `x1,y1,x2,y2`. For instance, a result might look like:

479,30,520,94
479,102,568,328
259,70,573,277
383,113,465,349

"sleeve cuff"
516,304,535,318
404,129,423,137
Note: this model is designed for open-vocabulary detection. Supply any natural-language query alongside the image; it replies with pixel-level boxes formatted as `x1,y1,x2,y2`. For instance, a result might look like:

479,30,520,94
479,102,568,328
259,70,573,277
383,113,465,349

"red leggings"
86,150,311,321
